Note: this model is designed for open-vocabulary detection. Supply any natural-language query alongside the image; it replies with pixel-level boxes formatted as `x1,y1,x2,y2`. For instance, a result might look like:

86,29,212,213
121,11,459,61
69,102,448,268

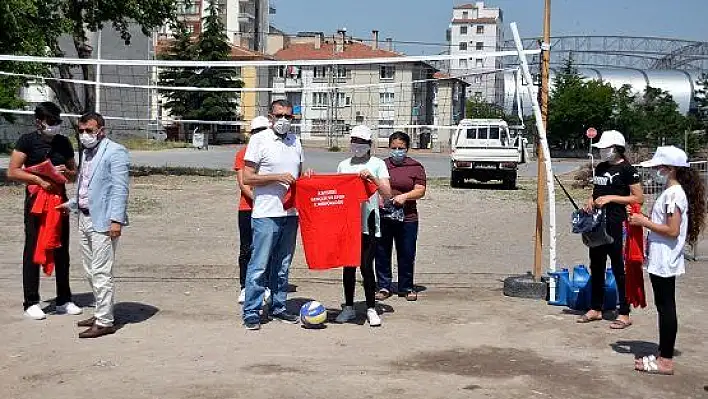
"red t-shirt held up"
295,174,378,270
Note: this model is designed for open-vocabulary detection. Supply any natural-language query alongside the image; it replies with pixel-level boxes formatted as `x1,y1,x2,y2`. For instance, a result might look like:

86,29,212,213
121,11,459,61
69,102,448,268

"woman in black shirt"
577,130,643,329
7,102,81,320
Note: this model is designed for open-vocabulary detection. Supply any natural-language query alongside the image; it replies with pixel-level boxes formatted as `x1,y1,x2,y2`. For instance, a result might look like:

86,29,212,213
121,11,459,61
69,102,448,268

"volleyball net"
0,47,537,150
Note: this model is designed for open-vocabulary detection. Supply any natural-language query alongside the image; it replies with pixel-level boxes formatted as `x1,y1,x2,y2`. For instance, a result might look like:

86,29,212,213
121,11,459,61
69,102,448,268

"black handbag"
580,209,614,248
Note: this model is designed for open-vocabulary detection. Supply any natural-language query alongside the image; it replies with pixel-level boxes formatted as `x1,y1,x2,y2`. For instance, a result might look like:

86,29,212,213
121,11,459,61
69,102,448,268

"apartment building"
163,0,270,52
269,30,466,142
447,2,504,104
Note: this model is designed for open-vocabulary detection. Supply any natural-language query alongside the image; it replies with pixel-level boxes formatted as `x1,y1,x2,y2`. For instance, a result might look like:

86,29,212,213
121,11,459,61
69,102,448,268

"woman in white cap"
334,125,391,327
629,146,705,375
578,130,643,328
233,116,271,304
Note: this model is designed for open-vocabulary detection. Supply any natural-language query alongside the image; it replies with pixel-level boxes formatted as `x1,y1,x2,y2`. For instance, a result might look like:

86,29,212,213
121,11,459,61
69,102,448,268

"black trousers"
589,219,629,315
237,210,253,289
650,274,677,359
343,213,377,309
23,193,72,310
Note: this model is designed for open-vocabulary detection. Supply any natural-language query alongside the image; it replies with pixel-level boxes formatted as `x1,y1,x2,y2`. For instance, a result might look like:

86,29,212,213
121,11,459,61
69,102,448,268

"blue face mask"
655,169,668,186
390,149,407,164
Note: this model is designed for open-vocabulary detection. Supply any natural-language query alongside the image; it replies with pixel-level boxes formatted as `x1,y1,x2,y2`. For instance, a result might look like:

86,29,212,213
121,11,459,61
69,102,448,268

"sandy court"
0,175,706,399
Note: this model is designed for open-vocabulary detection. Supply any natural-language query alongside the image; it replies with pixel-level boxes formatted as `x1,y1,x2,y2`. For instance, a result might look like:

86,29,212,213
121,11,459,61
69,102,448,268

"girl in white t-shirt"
334,125,391,327
628,146,706,375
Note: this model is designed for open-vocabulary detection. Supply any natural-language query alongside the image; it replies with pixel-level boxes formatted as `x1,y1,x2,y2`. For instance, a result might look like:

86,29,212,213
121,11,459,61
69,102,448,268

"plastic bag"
381,199,404,222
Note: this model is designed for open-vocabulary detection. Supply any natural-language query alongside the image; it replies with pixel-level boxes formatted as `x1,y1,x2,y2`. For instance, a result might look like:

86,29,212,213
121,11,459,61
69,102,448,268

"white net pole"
510,23,558,297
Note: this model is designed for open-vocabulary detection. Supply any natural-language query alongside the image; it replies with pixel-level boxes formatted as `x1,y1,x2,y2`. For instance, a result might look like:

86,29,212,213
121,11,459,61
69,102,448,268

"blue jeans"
243,216,298,323
375,219,419,293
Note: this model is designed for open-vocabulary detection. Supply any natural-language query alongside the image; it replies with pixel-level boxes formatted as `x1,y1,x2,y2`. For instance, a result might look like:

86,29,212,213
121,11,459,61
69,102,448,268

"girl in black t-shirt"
577,130,643,329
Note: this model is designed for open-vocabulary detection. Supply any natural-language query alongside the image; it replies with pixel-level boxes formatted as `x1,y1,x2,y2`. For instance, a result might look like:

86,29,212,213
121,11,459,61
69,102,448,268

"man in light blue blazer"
63,112,130,338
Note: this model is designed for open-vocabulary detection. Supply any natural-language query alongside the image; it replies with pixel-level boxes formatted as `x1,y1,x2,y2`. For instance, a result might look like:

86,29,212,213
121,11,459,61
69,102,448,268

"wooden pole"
533,0,551,281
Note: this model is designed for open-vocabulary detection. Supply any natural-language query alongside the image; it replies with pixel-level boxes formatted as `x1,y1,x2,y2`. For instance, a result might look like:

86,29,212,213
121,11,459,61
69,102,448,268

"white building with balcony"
163,0,270,52
447,2,504,104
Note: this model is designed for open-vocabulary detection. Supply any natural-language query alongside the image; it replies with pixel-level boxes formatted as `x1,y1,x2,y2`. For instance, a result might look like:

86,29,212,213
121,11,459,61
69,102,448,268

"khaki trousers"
78,213,118,327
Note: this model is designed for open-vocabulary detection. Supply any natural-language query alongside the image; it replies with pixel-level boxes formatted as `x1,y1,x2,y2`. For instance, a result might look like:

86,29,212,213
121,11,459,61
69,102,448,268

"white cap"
639,146,689,168
350,125,372,141
592,130,626,149
250,116,270,131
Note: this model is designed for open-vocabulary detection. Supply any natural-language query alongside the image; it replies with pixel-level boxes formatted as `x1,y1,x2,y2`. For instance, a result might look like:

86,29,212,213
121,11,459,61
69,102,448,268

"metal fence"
635,161,708,261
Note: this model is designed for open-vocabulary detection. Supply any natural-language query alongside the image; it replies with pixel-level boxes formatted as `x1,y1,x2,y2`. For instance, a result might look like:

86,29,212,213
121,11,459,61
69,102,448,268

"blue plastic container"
548,265,618,311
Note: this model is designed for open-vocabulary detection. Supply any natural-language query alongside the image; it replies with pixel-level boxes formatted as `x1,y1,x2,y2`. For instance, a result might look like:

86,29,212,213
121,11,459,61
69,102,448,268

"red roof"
454,3,479,9
274,41,401,61
155,39,271,60
451,18,498,24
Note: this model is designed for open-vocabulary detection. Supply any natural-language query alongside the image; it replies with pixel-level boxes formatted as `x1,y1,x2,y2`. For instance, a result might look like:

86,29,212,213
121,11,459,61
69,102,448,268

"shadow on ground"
610,340,682,358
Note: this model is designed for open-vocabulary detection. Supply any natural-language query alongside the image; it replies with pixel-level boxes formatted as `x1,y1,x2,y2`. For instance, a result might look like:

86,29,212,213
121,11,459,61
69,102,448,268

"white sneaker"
335,306,356,323
366,308,381,327
238,288,246,304
56,302,83,315
24,304,47,320
263,288,272,305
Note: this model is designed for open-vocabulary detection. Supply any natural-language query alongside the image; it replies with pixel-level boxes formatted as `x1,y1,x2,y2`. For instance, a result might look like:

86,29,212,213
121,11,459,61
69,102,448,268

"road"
1,146,585,178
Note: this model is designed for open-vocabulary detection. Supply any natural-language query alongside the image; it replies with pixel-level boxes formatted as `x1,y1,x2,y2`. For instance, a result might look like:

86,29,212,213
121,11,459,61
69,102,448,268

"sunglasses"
271,114,294,120
78,128,100,134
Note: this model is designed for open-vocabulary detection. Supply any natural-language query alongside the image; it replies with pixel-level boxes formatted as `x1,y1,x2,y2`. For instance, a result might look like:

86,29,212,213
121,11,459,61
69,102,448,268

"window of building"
476,42,484,50
460,26,468,35
475,58,484,68
312,92,329,107
378,119,395,138
177,1,198,14
474,75,482,84
313,66,327,79
379,92,395,106
336,92,350,107
380,65,395,80
335,66,348,79
462,11,469,19
459,42,467,51
459,59,468,69
474,91,483,99
312,119,327,135
477,25,485,34
185,24,196,34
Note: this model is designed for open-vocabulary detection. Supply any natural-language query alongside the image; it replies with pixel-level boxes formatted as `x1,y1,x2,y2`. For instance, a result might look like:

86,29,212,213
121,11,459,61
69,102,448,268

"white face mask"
42,123,61,137
272,117,291,136
80,133,100,149
351,143,371,158
655,169,668,186
600,148,616,161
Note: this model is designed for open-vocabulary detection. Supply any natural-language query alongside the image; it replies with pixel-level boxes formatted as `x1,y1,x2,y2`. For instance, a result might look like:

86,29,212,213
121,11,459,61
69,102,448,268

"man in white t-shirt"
241,100,303,330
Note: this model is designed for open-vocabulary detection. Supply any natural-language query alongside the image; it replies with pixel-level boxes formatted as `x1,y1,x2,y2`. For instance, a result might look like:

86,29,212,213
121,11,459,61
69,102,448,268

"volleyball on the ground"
300,301,327,326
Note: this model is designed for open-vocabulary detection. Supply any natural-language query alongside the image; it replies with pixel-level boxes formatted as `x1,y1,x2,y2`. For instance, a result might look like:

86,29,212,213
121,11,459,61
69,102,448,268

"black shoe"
271,311,300,324
244,320,261,330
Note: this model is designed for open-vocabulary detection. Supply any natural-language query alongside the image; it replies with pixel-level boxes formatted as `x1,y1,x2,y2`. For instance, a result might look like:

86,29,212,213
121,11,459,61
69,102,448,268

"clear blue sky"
271,0,708,55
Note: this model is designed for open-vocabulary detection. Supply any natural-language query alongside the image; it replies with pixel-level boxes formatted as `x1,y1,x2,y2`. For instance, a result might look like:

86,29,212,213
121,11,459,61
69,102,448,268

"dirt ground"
0,176,706,399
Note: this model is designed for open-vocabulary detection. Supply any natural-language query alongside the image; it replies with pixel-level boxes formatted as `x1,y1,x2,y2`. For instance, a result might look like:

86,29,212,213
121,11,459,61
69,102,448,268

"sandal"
610,319,633,330
576,313,602,323
375,289,391,301
635,355,674,375
405,291,418,302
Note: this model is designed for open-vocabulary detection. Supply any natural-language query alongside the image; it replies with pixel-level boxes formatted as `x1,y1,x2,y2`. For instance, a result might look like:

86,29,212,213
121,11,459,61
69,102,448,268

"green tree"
547,58,615,148
26,0,179,116
158,2,243,139
693,73,708,131
0,0,62,121
465,97,505,119
634,86,691,150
